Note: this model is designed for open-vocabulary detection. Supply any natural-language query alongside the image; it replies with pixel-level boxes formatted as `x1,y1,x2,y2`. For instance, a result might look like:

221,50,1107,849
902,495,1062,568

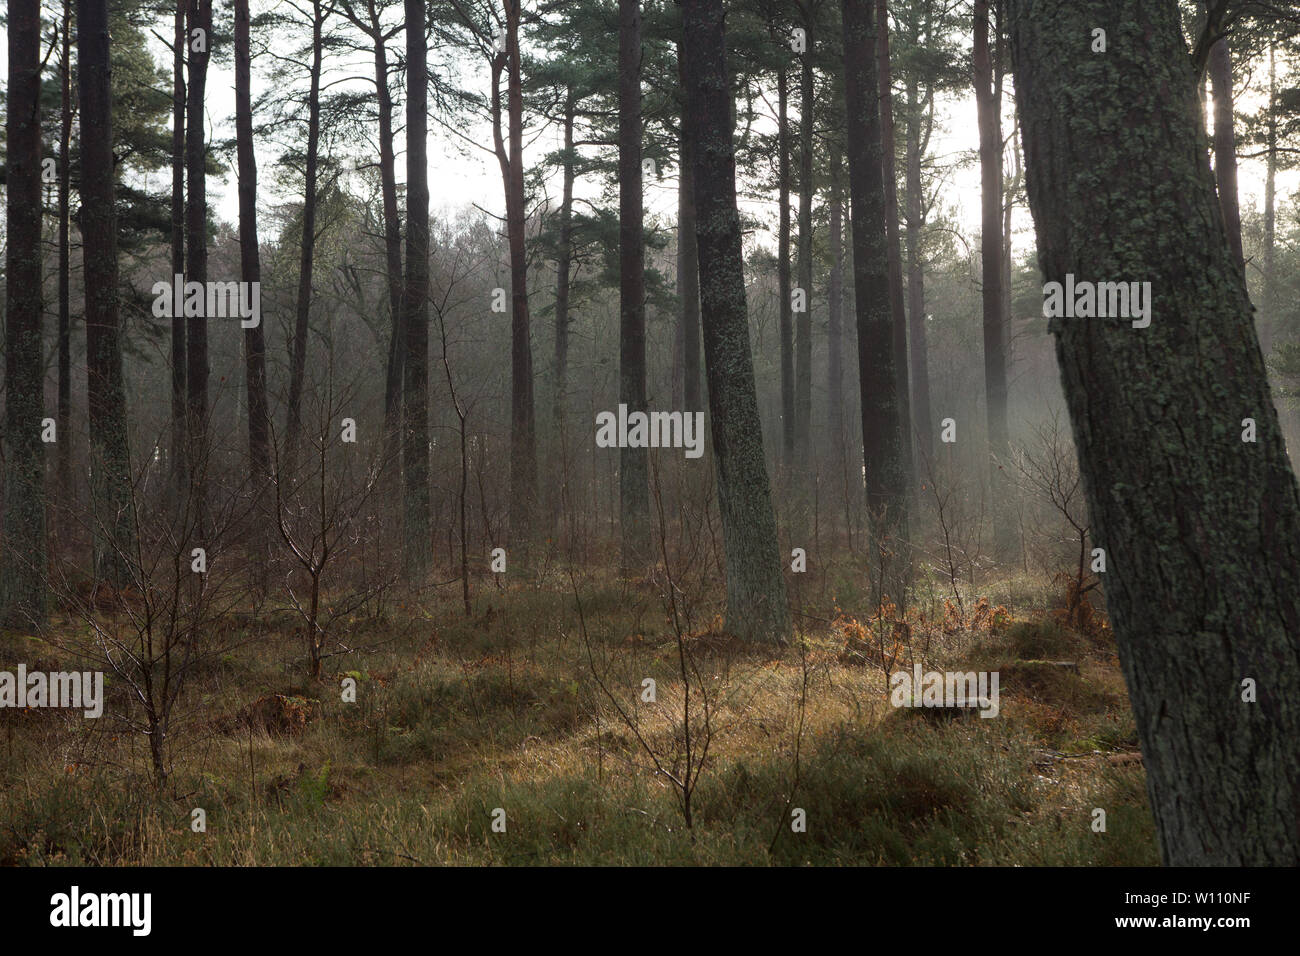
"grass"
0,562,1158,866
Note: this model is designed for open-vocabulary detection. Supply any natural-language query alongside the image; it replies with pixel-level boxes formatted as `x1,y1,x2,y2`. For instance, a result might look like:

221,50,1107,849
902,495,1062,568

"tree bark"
497,0,536,547
681,0,790,642
171,0,187,498
842,0,908,584
777,64,795,464
57,0,73,508
236,0,269,491
997,25,1014,342
550,93,576,540
285,0,325,476
370,4,405,433
1010,0,1300,865
2,0,47,625
1209,34,1245,274
79,0,136,587
403,0,433,579
619,0,650,570
903,67,933,462
795,4,816,460
555,93,575,429
185,0,212,527
1262,42,1277,357
677,41,702,414
974,0,1011,552
828,145,846,470
877,0,912,477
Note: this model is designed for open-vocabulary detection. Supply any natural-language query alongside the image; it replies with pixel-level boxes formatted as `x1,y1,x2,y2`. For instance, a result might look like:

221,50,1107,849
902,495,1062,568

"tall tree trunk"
795,4,816,460
552,94,575,540
171,0,187,498
2,0,47,625
877,0,912,477
1010,0,1300,865
1209,34,1245,274
285,0,325,477
677,41,702,414
236,0,269,492
185,0,212,525
555,93,575,430
403,0,433,579
1262,42,1277,358
619,0,650,570
829,139,852,550
79,0,135,587
997,24,1014,340
57,1,73,509
500,0,536,547
828,144,846,471
681,0,790,642
842,0,908,590
777,65,795,465
368,3,405,433
903,70,933,462
973,0,1010,552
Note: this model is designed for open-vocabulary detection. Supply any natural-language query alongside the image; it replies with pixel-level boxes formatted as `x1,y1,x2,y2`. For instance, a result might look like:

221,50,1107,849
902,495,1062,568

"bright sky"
185,15,1300,273
4,2,1297,269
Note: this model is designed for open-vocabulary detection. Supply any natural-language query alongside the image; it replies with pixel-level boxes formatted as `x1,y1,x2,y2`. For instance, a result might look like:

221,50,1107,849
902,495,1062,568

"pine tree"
80,0,137,586
403,0,433,580
841,0,909,593
681,0,791,642
2,0,48,625
1011,0,1300,864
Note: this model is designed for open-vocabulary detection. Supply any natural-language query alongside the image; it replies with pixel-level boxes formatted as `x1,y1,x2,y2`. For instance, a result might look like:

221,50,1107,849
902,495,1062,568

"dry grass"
0,563,1156,866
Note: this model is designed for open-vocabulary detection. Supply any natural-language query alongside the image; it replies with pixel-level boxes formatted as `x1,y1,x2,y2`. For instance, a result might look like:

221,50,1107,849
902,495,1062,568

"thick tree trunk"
619,0,650,570
171,0,187,498
777,65,794,464
903,71,933,463
1209,35,1245,274
877,0,912,477
185,0,212,524
842,0,908,585
403,0,433,579
677,42,702,414
79,0,136,586
285,0,325,476
1010,0,1300,865
2,0,47,625
681,0,790,642
236,0,269,491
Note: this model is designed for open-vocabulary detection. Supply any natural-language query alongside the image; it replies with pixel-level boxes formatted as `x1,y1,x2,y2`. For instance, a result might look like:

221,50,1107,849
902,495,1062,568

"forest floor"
0,562,1159,865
